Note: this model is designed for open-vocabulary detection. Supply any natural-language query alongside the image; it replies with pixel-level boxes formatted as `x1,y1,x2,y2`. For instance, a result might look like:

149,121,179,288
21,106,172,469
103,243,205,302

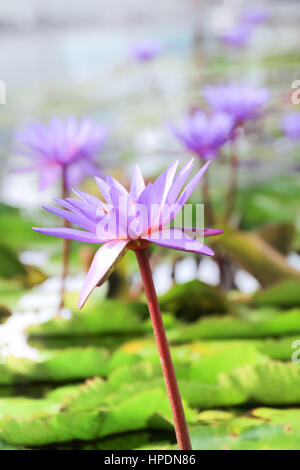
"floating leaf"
27,300,148,338
169,309,300,341
2,347,109,383
253,280,300,308
188,345,268,384
0,383,195,446
190,421,300,450
223,361,300,405
159,280,229,321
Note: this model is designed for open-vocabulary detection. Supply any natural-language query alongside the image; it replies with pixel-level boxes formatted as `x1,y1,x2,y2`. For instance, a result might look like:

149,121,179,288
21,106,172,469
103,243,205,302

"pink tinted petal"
175,227,224,237
130,165,145,201
137,182,153,205
95,176,112,204
95,209,121,239
108,181,126,208
33,227,101,243
150,161,178,230
71,189,100,207
151,161,178,207
54,198,83,214
174,161,211,214
163,161,211,225
106,175,128,196
166,158,194,205
144,228,214,256
65,198,101,222
42,205,96,232
78,239,129,308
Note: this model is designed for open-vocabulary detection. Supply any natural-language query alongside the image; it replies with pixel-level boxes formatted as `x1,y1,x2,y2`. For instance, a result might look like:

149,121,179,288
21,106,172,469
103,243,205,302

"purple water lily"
221,24,253,48
241,7,269,26
130,40,162,62
282,113,300,140
33,158,223,308
16,117,108,190
204,84,270,125
33,159,223,450
169,110,234,160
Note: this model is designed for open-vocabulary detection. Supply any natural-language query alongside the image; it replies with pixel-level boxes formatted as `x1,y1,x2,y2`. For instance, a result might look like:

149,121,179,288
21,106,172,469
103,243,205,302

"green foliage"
27,300,148,338
0,203,52,250
0,242,28,282
237,175,300,234
190,420,300,450
169,308,300,341
216,230,300,287
253,280,300,308
0,381,192,446
159,280,229,320
0,348,109,383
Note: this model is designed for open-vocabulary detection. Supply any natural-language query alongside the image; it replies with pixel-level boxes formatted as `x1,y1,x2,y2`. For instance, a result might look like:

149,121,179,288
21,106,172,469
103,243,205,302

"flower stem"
59,168,71,310
224,141,239,223
134,248,192,450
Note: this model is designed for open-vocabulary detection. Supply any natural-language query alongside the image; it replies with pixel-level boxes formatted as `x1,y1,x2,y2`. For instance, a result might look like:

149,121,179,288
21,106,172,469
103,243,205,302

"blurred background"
0,0,300,451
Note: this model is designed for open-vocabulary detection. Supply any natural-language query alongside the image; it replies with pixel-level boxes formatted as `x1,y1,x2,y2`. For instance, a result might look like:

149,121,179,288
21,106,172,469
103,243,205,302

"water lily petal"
166,158,194,205
42,205,96,232
32,227,101,243
174,227,224,238
144,228,214,256
78,239,129,308
130,165,145,201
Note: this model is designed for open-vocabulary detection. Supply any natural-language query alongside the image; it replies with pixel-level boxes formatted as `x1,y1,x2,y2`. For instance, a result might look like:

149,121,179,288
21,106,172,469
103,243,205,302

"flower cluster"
16,117,107,190
221,6,269,48
170,85,269,160
204,84,270,125
130,40,162,62
169,111,234,160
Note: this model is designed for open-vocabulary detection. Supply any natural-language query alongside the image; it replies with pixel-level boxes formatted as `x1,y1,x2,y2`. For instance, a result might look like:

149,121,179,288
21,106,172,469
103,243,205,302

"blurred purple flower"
16,117,108,190
241,7,269,26
33,159,223,307
282,113,300,140
130,40,162,62
221,24,253,48
169,110,234,160
204,84,270,125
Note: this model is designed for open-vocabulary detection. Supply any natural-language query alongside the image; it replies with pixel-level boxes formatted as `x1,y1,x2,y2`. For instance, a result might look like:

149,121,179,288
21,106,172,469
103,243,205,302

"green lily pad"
1,347,109,383
0,383,195,446
169,309,300,341
190,421,300,450
27,300,148,338
158,280,229,321
253,280,300,308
